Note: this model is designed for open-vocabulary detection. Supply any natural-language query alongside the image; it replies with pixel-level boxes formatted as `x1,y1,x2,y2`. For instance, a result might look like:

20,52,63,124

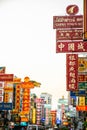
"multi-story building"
40,92,52,125
40,92,52,105
57,96,68,121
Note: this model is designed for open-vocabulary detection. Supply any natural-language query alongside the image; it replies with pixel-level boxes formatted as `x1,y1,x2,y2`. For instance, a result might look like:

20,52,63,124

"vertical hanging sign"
66,54,78,91
83,0,87,40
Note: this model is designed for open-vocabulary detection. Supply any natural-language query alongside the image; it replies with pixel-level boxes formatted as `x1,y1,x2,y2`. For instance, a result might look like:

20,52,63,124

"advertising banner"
56,41,87,53
53,15,83,29
66,54,78,91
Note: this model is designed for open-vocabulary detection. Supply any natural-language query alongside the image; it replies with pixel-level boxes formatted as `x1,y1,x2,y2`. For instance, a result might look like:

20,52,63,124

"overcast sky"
0,0,83,109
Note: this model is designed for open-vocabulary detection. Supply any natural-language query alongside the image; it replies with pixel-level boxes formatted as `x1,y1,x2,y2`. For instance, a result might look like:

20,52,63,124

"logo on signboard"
66,5,79,15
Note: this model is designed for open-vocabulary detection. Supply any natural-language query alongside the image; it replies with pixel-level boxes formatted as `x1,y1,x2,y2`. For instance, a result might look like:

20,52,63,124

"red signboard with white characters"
56,41,87,53
53,15,83,29
56,29,83,41
66,54,78,91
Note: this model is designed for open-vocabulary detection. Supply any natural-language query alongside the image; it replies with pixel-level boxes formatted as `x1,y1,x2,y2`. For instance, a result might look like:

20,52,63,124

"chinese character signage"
56,41,87,53
78,75,87,82
66,54,78,91
0,74,13,81
56,29,83,41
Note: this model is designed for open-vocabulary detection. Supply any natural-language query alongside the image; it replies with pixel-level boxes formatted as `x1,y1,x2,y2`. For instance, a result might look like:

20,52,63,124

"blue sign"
0,103,12,110
56,118,61,124
70,90,85,96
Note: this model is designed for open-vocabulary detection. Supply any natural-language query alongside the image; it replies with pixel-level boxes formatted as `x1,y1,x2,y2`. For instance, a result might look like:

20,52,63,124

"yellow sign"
78,57,87,72
79,97,85,106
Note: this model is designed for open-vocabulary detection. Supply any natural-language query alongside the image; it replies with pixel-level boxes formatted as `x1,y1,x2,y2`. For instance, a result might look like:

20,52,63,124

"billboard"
66,54,78,91
53,15,83,29
56,41,87,53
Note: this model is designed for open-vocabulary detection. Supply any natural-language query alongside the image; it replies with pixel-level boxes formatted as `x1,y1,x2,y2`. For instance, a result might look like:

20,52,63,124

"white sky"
0,0,83,109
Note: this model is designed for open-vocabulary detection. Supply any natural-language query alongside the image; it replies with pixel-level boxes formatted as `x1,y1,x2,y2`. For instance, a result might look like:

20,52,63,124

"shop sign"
0,103,12,110
66,54,78,91
78,75,87,82
79,96,85,106
70,90,85,96
56,41,87,53
0,74,13,81
76,106,87,111
53,15,83,29
56,29,83,41
78,82,87,89
13,78,21,83
78,57,87,72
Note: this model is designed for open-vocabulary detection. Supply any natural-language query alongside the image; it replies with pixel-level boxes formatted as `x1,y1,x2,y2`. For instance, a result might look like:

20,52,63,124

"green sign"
78,82,87,89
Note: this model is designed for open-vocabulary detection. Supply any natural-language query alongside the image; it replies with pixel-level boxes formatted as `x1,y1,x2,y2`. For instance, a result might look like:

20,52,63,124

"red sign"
0,74,13,81
66,54,78,91
78,75,87,82
56,41,87,53
53,15,83,29
76,106,87,111
56,29,83,41
66,5,79,15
